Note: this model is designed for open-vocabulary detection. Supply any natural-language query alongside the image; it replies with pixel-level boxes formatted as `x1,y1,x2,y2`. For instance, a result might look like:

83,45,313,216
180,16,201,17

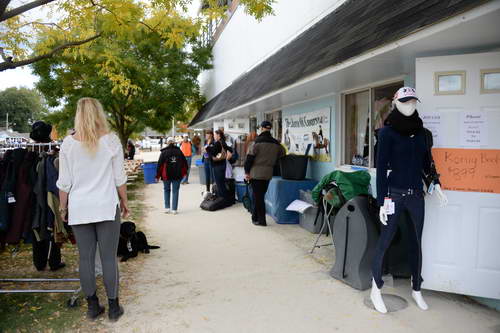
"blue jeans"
182,156,192,183
371,188,425,291
204,160,214,192
163,180,181,211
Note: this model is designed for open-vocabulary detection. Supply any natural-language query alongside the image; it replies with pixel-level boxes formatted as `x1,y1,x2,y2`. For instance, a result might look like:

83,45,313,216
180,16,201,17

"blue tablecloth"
265,177,318,224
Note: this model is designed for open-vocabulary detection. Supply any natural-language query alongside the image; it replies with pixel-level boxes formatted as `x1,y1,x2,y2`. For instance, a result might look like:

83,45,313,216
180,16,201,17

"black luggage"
242,182,253,214
200,193,228,211
211,179,236,205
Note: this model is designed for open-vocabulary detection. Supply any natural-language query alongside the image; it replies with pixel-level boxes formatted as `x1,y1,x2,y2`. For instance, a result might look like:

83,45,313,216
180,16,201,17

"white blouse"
56,133,127,225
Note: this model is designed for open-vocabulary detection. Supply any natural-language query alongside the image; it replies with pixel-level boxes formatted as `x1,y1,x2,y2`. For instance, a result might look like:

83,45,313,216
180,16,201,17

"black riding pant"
371,188,425,291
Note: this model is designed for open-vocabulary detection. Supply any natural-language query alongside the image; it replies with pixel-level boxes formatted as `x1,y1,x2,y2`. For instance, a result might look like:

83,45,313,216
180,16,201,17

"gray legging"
71,207,121,299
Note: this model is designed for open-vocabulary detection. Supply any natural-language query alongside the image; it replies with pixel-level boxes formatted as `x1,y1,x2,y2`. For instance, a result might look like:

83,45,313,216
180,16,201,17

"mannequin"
370,87,448,314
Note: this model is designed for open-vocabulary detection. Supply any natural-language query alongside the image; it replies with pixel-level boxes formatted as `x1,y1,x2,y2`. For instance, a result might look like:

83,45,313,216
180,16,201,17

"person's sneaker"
171,210,178,215
165,209,170,214
203,192,211,200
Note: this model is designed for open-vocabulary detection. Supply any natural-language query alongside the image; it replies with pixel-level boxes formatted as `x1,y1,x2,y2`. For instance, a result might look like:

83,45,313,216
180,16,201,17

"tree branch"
89,0,125,26
0,0,56,22
0,47,13,62
19,21,67,31
0,0,12,19
0,34,101,72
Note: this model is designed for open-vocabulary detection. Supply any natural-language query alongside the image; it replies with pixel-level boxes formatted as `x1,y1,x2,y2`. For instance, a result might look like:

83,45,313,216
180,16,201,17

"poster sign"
460,112,488,147
282,108,331,162
421,112,443,147
432,148,500,194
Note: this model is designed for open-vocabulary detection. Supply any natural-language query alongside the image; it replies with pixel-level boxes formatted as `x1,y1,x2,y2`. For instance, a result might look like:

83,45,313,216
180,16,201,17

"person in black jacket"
206,130,233,201
155,137,188,215
127,140,135,160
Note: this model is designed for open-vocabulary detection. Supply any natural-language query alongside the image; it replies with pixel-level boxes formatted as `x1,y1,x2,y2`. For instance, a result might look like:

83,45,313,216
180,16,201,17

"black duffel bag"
200,193,228,211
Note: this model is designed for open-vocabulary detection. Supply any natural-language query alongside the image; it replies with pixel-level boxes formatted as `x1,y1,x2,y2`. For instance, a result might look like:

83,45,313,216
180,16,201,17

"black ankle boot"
86,293,105,320
108,298,124,322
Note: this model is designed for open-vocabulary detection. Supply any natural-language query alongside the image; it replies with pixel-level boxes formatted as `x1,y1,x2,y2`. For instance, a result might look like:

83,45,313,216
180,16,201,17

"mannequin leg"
371,198,403,313
371,278,387,313
406,193,428,310
371,202,403,289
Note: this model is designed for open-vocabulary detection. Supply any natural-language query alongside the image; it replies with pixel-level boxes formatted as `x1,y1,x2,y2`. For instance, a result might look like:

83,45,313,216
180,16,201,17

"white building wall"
200,0,347,100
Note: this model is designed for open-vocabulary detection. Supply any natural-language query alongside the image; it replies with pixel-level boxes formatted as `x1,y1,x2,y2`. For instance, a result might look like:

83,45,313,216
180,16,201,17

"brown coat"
245,131,285,180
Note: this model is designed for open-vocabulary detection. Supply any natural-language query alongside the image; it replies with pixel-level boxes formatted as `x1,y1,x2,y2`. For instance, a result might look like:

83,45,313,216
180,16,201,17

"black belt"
389,187,423,196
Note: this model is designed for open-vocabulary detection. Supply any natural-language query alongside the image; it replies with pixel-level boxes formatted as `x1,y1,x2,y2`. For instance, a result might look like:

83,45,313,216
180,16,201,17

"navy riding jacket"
376,126,433,206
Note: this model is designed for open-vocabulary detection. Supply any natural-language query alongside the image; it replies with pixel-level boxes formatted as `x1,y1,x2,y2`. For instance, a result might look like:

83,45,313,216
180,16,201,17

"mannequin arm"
379,206,388,225
433,184,448,207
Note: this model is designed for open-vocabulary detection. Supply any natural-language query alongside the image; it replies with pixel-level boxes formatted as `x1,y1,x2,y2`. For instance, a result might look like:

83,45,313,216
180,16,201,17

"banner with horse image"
282,108,331,162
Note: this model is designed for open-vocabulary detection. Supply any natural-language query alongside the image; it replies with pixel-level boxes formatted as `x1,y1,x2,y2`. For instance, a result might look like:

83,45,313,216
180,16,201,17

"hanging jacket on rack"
0,150,12,233
4,151,37,244
0,149,26,233
32,154,49,241
45,154,68,244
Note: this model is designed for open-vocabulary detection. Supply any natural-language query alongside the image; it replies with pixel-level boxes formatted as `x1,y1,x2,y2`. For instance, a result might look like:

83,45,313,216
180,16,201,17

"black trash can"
280,155,309,180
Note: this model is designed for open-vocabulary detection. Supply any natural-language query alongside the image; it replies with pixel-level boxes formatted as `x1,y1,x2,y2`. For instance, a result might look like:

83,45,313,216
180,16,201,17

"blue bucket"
142,162,157,184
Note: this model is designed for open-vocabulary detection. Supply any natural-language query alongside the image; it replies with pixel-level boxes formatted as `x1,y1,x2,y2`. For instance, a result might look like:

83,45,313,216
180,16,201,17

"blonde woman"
57,97,128,322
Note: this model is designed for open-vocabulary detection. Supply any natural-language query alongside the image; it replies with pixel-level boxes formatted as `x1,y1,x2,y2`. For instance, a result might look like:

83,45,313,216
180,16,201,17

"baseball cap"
183,133,189,137
260,120,272,129
166,137,174,143
394,87,420,102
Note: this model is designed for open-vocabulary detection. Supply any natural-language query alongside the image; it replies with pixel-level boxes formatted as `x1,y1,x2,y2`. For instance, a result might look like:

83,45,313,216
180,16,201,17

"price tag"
428,182,435,194
7,192,16,204
384,197,395,215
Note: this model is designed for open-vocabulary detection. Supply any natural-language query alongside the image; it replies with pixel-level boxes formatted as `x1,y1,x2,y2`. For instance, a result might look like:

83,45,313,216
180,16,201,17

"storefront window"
372,83,403,167
343,81,403,167
265,111,282,142
345,90,370,166
249,117,257,133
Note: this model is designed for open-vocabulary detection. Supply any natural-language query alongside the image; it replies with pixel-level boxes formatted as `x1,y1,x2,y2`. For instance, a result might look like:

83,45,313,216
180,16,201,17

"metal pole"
0,278,79,282
171,117,175,137
6,113,8,130
0,289,78,294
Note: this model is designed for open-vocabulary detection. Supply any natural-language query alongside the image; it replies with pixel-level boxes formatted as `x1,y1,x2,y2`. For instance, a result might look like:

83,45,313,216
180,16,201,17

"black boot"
108,298,124,322
86,293,105,320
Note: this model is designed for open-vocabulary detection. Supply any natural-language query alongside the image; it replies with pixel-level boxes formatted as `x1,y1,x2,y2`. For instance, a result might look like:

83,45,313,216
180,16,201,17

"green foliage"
0,87,49,132
0,0,275,72
32,29,212,147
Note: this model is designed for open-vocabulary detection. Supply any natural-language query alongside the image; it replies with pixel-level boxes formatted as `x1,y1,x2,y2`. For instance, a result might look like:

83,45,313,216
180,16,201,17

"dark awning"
190,0,490,126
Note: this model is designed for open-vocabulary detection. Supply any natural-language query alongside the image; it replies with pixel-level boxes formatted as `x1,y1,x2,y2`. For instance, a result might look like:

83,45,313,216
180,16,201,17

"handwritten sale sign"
432,148,500,194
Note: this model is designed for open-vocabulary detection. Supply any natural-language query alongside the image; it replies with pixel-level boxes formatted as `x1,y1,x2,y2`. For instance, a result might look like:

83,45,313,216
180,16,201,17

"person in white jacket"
57,97,128,322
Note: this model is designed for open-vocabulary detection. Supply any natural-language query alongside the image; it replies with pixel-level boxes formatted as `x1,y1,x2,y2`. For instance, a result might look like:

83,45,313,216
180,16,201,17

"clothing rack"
0,143,82,307
0,142,59,152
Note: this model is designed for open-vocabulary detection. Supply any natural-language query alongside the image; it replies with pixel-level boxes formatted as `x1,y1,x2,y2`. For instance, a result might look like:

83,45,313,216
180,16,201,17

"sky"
0,0,201,91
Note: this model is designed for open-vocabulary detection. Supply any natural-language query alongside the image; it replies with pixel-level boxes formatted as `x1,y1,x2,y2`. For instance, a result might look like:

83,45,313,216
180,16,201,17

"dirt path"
105,167,500,333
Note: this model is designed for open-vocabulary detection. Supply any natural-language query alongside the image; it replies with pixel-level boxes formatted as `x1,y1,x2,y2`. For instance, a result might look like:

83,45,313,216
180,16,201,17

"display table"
264,177,318,224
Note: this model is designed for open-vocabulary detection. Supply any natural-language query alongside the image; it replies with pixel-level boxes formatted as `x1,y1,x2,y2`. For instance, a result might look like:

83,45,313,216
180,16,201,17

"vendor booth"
190,0,500,308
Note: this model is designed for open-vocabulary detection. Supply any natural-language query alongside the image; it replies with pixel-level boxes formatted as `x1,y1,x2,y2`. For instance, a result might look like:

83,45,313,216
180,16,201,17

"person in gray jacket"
244,121,285,226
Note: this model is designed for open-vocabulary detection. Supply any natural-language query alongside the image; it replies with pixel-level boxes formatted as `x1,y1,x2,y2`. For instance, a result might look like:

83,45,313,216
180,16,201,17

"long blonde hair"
74,97,110,153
